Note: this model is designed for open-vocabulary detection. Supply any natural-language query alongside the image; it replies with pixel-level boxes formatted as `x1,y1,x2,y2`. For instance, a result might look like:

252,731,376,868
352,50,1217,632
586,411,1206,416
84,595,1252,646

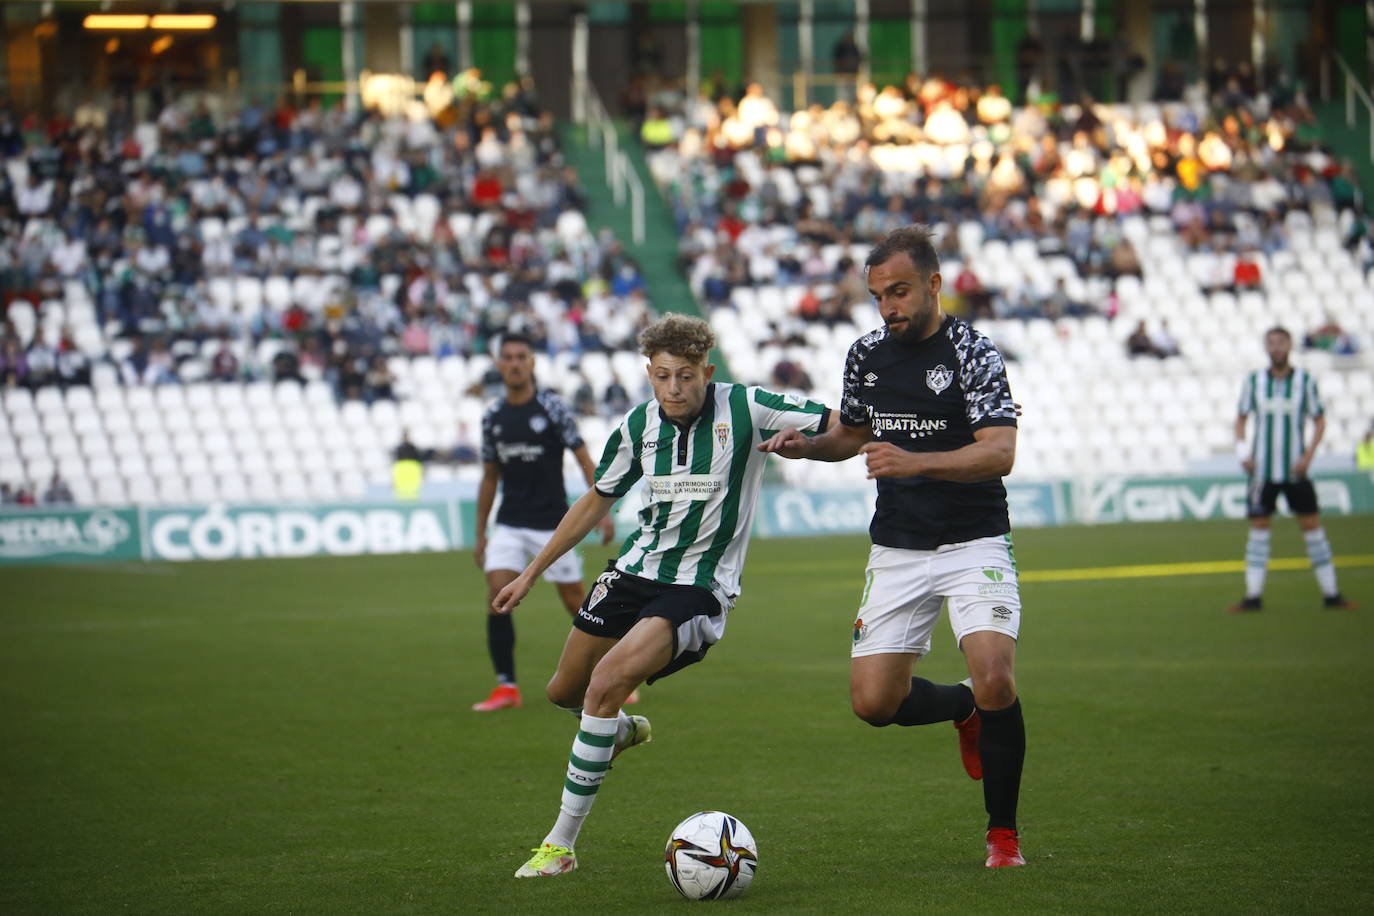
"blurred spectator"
1233,252,1262,290
770,357,813,391
14,486,36,506
1152,320,1181,358
210,340,240,382
392,433,423,500
0,337,28,387
832,32,862,82
43,474,74,505
1358,425,1374,471
1303,317,1359,355
1126,320,1164,358
0,483,15,505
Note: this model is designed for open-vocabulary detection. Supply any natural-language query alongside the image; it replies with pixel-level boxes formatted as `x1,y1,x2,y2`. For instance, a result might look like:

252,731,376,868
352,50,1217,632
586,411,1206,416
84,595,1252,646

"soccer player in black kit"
472,333,616,711
761,225,1026,867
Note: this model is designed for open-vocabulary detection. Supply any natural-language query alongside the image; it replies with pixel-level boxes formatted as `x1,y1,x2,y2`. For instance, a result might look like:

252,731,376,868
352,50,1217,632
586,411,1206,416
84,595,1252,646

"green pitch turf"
2,516,1372,914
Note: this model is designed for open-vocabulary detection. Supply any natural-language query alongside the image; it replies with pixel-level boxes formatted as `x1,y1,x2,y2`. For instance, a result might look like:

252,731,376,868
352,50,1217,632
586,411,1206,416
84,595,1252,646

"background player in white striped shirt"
1231,326,1355,612
491,314,834,879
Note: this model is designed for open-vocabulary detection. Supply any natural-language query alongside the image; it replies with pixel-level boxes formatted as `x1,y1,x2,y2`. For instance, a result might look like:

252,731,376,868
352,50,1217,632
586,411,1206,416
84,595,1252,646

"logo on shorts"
587,569,619,611
852,617,867,643
991,605,1012,621
925,364,953,394
715,422,730,448
977,568,1017,597
577,607,606,625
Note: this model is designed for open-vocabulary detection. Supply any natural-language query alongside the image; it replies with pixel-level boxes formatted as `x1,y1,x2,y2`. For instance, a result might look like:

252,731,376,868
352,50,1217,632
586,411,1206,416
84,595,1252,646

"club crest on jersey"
529,415,548,433
926,364,953,394
715,422,730,447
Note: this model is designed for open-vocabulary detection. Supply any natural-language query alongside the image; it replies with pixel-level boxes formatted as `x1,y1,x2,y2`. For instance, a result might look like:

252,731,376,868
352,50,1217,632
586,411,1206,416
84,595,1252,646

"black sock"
978,699,1025,830
888,678,976,726
486,613,516,684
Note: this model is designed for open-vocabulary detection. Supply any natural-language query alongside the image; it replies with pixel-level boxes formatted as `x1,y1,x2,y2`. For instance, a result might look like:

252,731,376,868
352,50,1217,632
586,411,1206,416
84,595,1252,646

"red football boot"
985,828,1026,868
472,684,522,711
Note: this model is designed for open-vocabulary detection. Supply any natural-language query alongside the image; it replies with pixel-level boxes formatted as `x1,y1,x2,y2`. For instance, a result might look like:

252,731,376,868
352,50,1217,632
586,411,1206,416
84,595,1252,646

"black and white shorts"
574,562,731,684
1247,478,1320,517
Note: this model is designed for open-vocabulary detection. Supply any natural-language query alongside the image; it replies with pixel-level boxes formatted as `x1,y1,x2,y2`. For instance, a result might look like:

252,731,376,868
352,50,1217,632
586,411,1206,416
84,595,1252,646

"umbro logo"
863,372,878,387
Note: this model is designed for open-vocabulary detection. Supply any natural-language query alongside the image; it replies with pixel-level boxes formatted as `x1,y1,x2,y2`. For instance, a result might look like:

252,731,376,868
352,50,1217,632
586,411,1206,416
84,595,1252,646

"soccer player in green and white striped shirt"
1231,326,1354,613
493,314,835,879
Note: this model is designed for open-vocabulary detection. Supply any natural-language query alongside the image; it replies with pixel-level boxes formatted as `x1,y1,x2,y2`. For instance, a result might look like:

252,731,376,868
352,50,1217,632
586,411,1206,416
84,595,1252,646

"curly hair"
637,313,716,363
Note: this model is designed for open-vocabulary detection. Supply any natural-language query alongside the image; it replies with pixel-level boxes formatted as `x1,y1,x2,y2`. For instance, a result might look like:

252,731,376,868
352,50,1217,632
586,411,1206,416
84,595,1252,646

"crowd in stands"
0,75,653,406
638,67,1372,340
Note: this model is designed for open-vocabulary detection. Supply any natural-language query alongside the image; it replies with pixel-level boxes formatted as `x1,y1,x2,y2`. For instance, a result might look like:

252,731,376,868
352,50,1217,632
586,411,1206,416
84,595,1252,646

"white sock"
614,710,633,745
1244,529,1270,599
1304,528,1339,597
544,712,617,850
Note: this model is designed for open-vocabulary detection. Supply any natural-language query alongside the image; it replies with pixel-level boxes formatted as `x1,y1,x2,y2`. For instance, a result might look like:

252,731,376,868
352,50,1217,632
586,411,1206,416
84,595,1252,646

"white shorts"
850,535,1021,659
484,524,584,584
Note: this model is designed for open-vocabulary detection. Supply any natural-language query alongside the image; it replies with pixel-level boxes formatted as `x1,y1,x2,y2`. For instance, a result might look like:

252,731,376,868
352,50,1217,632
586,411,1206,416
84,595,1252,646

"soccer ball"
663,810,758,900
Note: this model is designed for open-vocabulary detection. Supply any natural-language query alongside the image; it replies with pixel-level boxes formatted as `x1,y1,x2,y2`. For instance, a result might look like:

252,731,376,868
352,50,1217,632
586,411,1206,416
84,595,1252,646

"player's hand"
493,574,533,615
859,441,919,479
1293,455,1312,479
757,426,810,458
597,514,616,545
473,534,487,569
1241,458,1255,475
1013,401,1024,417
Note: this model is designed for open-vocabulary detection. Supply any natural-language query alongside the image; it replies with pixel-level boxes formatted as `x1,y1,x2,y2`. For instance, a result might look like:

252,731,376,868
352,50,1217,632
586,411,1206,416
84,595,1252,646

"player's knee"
973,672,1017,710
584,667,637,714
851,692,899,726
545,677,579,709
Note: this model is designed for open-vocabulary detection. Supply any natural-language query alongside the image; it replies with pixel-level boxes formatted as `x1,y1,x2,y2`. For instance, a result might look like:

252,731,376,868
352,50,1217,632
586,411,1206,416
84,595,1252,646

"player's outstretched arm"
573,444,617,544
492,488,618,614
759,416,870,461
861,425,1015,481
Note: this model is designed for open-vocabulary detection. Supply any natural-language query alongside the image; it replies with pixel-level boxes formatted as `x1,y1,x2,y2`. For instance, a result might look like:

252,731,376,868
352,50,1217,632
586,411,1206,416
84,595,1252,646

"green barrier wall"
2,473,1370,566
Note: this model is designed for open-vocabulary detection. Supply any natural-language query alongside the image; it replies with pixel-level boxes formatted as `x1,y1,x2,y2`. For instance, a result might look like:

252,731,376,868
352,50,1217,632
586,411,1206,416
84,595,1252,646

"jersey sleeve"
540,390,585,450
748,386,830,436
1237,373,1256,417
1304,373,1324,418
593,407,645,498
959,331,1018,430
479,404,498,464
839,333,877,427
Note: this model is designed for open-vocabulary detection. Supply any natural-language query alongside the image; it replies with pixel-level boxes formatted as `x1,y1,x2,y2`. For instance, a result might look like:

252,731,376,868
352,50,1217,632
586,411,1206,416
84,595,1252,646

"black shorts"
573,562,727,684
1247,478,1320,517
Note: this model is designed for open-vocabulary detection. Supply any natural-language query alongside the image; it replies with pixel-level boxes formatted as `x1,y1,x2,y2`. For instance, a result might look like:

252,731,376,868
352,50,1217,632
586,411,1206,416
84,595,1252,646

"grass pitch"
2,516,1372,914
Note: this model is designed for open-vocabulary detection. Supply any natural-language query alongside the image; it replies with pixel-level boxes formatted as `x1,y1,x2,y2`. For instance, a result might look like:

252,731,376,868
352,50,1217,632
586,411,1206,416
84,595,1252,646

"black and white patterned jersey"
481,389,585,530
841,314,1018,550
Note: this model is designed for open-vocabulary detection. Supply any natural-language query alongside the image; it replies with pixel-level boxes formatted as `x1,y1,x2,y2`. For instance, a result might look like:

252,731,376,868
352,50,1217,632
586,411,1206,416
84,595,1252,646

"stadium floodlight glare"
150,15,217,30
83,14,150,30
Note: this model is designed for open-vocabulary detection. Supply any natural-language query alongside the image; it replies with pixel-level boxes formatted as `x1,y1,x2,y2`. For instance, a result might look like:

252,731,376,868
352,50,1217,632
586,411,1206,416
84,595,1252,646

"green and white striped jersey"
1237,368,1324,483
594,383,830,599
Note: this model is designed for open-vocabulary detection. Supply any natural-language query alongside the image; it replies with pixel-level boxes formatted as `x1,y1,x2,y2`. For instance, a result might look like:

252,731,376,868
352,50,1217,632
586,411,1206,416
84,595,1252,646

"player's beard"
888,296,938,345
